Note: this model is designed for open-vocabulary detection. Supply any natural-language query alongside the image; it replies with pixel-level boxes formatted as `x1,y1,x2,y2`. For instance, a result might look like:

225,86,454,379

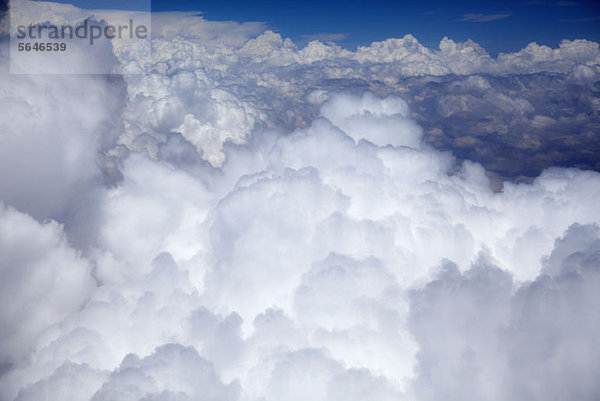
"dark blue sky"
36,0,600,55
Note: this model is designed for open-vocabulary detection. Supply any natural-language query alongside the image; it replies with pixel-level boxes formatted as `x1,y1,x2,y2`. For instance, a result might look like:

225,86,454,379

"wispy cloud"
459,13,512,22
560,15,600,22
526,1,577,6
301,32,349,42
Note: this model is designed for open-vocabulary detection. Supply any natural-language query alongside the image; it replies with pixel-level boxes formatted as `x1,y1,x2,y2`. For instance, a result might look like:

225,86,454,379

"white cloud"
0,204,95,368
0,52,122,222
409,223,600,400
1,2,600,400
91,344,239,401
2,83,600,400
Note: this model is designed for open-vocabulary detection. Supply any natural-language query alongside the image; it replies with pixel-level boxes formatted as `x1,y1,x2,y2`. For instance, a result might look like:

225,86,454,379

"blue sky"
35,0,600,54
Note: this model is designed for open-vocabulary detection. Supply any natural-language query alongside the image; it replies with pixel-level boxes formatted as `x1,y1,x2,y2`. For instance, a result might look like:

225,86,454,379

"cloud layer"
1,2,600,400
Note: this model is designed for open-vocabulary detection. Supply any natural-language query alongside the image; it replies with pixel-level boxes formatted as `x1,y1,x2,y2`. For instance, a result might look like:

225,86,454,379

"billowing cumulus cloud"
0,204,95,369
1,1,600,400
13,0,586,177
409,223,600,401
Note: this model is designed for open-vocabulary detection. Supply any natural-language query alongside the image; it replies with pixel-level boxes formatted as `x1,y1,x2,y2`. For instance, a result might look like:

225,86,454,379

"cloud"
526,1,580,6
120,26,600,178
560,15,600,22
409,223,600,401
2,83,600,401
1,2,600,400
151,12,266,46
459,13,513,22
0,203,95,368
0,50,123,223
301,32,349,42
91,344,240,401
556,1,577,6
